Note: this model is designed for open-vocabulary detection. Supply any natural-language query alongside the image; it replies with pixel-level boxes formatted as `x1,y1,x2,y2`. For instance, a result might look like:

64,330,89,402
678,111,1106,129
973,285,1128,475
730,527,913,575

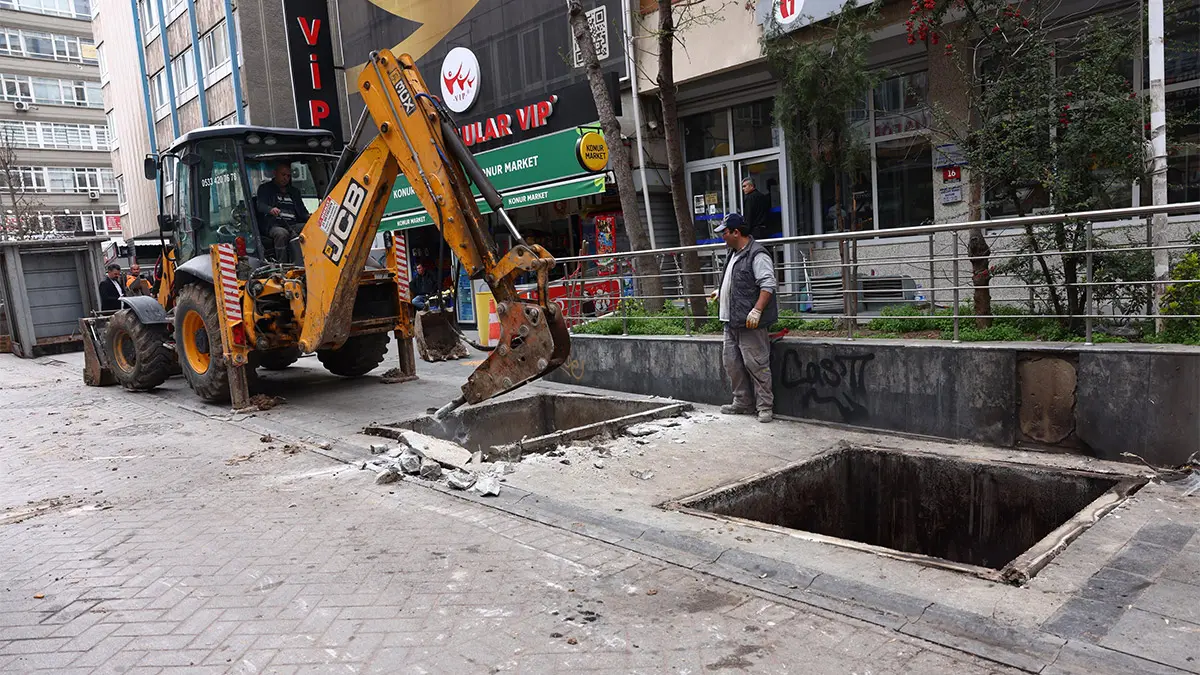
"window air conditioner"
88,190,100,200
13,101,30,111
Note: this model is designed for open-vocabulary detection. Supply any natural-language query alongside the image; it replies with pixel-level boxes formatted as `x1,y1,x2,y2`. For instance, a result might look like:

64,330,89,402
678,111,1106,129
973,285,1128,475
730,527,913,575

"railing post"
1085,219,1094,345
847,239,855,341
928,232,936,316
952,230,961,343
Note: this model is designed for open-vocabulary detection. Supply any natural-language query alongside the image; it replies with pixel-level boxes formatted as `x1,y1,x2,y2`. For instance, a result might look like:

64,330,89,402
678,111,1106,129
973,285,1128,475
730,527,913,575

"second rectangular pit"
674,445,1146,583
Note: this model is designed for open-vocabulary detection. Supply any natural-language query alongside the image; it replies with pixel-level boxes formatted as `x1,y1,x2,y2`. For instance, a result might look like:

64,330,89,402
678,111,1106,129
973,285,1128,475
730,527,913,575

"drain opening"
678,446,1145,580
367,393,691,461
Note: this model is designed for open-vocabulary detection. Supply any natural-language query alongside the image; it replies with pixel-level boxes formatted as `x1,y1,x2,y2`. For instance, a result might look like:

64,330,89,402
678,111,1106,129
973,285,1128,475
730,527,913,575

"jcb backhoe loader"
81,48,574,413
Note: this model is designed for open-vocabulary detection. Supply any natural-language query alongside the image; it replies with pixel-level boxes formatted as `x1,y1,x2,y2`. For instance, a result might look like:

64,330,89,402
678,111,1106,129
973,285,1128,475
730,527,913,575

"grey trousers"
723,325,773,412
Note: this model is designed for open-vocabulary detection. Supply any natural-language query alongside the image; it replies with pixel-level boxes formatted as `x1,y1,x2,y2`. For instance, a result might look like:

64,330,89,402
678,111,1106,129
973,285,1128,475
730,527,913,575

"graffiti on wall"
780,350,876,422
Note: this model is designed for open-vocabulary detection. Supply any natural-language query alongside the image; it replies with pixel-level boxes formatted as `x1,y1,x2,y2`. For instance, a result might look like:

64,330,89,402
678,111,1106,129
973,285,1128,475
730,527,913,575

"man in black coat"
741,178,771,240
410,261,440,310
98,263,125,312
256,161,309,262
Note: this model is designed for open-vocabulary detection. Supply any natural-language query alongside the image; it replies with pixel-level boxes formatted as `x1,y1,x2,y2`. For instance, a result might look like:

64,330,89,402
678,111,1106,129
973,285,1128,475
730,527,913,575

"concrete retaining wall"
548,335,1200,466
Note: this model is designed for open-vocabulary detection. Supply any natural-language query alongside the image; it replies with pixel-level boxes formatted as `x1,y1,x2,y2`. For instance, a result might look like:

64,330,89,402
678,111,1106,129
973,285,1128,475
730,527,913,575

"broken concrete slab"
475,474,501,497
399,430,472,471
375,468,401,484
419,458,443,480
398,450,424,475
447,470,476,490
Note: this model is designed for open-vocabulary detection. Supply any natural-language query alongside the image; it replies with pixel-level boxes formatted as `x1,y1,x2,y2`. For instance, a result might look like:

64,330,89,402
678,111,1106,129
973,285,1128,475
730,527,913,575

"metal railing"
517,201,1200,345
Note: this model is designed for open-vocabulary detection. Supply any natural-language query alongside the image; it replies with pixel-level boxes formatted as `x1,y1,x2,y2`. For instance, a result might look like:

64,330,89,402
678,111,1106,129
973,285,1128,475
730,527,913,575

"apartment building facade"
0,0,119,239
95,0,344,241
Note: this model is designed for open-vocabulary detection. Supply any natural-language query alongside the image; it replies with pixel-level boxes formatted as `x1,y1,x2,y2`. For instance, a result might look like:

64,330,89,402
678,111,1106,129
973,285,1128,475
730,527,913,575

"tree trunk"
967,179,991,328
655,0,705,324
568,0,664,312
1015,188,1064,323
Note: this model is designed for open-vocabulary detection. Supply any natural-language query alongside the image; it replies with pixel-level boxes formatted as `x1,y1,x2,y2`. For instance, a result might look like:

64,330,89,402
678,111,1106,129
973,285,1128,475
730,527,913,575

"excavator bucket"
414,309,467,362
79,315,116,387
460,299,570,405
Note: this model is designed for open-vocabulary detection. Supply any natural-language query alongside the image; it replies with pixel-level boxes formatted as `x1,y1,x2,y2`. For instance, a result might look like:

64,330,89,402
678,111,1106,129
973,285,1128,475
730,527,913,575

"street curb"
347,452,1193,674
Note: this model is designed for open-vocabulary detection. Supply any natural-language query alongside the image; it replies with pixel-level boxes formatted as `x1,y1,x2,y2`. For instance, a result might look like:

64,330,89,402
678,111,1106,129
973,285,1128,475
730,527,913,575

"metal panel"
21,252,84,340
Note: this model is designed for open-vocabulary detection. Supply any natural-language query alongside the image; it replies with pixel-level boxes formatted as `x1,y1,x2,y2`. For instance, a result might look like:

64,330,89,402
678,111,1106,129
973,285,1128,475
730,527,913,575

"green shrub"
866,305,955,332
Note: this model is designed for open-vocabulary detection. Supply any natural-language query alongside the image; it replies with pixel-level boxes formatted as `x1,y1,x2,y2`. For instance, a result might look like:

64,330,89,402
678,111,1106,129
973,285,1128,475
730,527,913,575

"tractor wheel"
256,346,301,371
316,333,389,377
105,309,173,391
174,284,230,403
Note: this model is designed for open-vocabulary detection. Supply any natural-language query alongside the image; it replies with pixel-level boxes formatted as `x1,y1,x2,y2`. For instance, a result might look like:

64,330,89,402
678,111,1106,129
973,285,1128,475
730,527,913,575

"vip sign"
282,0,344,144
459,95,558,147
440,47,480,114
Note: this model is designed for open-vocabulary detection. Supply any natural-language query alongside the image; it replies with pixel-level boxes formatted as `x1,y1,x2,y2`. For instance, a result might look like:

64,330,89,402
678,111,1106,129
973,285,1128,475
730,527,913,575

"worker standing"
712,213,777,423
125,263,151,297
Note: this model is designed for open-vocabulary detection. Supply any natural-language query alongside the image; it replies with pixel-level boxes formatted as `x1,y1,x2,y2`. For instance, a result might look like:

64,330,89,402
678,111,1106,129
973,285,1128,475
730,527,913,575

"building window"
683,110,731,161
172,49,196,101
105,111,117,149
200,21,231,82
0,73,104,108
0,0,90,20
137,0,158,36
9,167,116,193
816,70,934,232
0,28,97,65
150,71,169,112
0,120,110,150
115,175,126,206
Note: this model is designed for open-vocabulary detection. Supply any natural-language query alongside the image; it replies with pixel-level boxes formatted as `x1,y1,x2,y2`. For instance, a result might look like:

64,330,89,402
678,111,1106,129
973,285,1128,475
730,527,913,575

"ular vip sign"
282,0,343,144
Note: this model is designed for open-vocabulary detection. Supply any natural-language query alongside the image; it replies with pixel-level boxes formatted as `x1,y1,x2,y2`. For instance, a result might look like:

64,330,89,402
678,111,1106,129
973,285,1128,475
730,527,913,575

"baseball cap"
713,213,745,235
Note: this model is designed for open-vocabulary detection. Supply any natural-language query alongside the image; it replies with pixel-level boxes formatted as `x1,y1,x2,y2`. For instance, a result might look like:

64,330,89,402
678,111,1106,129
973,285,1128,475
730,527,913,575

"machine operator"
256,161,309,262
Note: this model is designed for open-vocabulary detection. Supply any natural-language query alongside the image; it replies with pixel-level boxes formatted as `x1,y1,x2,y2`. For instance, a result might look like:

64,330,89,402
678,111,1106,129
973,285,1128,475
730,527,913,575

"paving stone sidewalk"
0,354,1022,674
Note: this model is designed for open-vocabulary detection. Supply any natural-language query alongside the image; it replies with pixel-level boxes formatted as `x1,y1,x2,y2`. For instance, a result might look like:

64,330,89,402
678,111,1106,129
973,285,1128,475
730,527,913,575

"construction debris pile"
363,410,717,495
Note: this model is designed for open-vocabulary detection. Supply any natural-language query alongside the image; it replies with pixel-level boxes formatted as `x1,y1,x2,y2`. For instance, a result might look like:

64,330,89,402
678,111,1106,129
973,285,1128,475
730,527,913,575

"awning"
380,174,607,232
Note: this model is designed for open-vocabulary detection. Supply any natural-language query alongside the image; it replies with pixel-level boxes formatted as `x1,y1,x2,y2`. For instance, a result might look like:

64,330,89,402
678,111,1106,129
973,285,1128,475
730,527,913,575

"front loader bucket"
415,310,468,362
79,316,116,387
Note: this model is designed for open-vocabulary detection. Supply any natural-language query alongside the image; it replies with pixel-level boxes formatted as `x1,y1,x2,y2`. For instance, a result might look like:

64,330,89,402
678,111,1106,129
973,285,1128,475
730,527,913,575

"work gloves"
746,308,762,329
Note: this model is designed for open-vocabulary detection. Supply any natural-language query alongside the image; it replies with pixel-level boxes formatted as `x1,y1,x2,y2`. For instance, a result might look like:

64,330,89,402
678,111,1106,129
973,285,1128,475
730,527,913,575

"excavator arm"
296,48,570,412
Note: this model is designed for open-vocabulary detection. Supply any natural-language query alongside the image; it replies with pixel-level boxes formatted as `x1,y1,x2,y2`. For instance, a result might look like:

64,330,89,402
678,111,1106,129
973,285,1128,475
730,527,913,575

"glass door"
736,158,782,240
688,165,730,242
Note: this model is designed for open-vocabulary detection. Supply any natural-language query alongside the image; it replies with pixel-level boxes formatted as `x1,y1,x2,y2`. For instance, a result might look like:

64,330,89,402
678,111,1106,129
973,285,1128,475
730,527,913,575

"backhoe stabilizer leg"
228,363,252,412
460,300,570,405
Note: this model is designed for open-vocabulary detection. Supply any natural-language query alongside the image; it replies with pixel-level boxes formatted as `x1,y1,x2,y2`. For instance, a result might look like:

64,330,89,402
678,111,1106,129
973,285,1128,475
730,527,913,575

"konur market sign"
381,125,608,231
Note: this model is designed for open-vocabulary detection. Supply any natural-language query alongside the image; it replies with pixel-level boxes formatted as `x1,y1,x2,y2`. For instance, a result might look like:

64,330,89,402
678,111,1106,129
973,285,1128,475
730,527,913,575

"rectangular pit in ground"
366,393,691,461
677,446,1145,581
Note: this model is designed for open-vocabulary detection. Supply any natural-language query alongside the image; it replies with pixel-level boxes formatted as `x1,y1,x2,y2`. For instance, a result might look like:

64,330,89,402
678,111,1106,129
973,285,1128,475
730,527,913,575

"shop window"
683,109,730,161
731,99,777,154
820,167,873,233
872,71,930,139
497,34,522,96
522,28,543,89
875,137,934,229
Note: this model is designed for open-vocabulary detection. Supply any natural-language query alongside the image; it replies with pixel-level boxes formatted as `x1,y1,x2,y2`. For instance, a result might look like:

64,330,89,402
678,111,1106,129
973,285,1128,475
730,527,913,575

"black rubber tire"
105,309,174,391
174,284,230,403
316,333,389,377
256,346,301,370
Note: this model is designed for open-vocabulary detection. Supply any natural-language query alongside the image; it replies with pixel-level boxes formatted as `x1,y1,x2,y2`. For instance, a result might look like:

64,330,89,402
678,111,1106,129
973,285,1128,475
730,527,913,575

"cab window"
189,138,257,255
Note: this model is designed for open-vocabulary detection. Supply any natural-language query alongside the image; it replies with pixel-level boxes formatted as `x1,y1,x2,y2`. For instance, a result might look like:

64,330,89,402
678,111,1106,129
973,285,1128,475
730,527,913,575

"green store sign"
380,125,605,231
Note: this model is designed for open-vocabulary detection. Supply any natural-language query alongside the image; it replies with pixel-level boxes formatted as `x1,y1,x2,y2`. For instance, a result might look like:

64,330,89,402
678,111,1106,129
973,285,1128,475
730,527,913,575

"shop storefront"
378,124,616,324
335,0,631,324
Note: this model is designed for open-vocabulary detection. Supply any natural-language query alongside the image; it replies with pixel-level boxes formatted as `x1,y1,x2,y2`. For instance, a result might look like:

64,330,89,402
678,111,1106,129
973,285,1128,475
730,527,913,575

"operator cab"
147,125,338,267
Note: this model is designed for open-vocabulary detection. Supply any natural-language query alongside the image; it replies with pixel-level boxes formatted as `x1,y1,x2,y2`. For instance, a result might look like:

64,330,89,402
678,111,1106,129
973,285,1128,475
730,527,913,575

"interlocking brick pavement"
0,356,1019,674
